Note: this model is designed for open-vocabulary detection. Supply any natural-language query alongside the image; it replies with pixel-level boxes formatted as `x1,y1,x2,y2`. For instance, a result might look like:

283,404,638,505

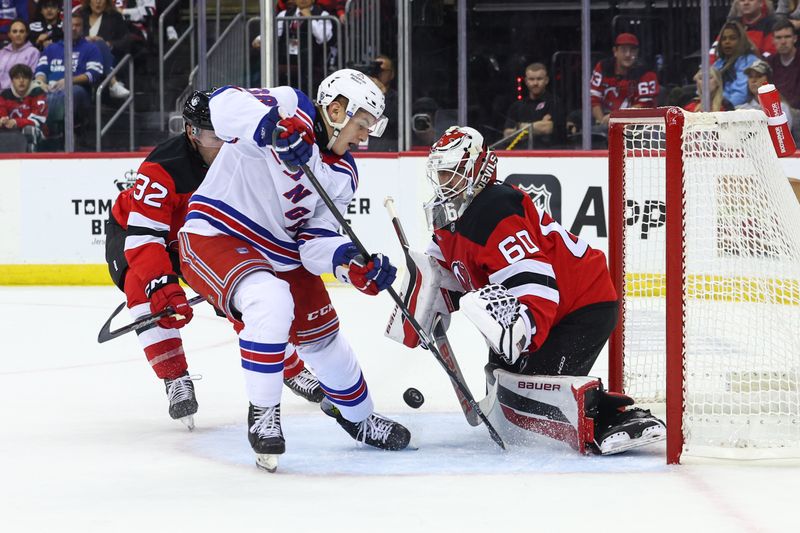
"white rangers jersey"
180,85,359,275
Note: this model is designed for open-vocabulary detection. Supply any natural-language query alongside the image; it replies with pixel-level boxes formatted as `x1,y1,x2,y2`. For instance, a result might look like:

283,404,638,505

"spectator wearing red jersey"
0,63,46,151
730,0,777,56
713,21,761,106
590,33,660,128
766,18,800,109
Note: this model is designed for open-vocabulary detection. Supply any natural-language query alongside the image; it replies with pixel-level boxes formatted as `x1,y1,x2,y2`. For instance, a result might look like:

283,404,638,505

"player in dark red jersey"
394,126,665,454
590,33,659,128
105,91,323,429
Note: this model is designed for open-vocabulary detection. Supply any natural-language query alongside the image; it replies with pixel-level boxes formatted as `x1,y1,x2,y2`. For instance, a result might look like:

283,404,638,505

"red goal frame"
607,107,685,464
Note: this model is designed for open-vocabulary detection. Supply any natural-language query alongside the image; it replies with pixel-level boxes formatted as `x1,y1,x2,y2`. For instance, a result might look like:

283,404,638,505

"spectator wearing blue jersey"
34,13,102,137
0,0,29,43
713,20,762,106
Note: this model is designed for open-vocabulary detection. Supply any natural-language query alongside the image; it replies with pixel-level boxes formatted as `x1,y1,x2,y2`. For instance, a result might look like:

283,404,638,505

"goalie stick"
279,145,504,448
97,295,205,343
384,197,481,426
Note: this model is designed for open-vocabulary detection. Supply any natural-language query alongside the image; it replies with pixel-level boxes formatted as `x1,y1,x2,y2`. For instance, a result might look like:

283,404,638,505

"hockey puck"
403,387,424,409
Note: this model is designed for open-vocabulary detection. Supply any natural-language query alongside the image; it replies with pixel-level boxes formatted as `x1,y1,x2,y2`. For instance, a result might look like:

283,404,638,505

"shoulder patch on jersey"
293,89,317,130
456,183,525,246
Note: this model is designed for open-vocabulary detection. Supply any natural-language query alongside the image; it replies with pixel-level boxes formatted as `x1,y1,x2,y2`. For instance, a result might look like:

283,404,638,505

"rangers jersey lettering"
430,183,616,352
110,134,209,288
181,85,356,275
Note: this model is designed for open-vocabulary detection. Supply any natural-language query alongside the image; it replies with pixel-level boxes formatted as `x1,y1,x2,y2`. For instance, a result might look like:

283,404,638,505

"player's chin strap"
319,105,348,150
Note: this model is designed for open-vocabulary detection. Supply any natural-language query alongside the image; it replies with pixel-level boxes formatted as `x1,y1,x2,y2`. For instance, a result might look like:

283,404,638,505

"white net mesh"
620,109,800,457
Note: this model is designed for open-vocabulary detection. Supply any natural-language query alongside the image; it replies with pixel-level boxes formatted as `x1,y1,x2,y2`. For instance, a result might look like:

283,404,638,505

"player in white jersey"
178,69,411,471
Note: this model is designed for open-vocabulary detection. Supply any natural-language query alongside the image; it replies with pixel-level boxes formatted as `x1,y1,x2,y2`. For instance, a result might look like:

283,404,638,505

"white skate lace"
167,374,201,406
286,369,319,394
250,405,282,439
356,414,393,444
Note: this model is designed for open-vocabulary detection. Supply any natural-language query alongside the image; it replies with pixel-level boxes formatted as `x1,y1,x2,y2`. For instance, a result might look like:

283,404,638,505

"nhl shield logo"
517,183,553,217
451,260,475,291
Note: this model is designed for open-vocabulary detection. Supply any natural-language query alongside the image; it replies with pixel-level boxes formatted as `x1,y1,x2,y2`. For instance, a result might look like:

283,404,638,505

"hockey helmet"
316,68,388,149
183,90,214,130
423,126,498,229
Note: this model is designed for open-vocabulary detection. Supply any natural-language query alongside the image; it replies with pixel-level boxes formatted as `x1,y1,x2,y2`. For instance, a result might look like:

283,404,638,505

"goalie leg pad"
481,368,599,453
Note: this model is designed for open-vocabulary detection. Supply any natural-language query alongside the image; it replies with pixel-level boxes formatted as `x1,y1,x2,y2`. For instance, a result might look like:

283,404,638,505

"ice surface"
1,286,799,532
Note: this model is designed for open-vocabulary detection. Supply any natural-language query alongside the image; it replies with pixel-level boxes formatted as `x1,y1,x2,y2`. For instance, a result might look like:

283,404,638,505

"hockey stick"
288,152,504,448
383,197,481,426
97,295,205,344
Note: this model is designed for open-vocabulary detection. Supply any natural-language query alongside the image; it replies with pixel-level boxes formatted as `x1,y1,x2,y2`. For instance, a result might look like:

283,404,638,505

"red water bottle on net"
757,83,796,157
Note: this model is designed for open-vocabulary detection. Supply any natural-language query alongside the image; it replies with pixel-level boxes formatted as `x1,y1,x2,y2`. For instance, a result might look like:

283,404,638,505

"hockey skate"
248,403,285,472
320,398,411,450
284,368,324,403
164,372,199,430
592,407,666,455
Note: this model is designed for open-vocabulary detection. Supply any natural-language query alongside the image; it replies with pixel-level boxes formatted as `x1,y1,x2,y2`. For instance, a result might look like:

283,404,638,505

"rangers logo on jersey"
451,260,475,291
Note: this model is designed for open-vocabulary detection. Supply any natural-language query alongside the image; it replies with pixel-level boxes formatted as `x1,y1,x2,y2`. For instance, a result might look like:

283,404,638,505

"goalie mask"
423,126,498,230
316,68,388,149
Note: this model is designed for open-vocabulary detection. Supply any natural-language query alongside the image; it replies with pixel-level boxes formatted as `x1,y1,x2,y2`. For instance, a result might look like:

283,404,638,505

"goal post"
608,107,800,464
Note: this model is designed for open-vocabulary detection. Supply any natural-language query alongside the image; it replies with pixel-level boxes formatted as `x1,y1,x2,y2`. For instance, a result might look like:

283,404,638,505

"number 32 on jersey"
132,174,168,208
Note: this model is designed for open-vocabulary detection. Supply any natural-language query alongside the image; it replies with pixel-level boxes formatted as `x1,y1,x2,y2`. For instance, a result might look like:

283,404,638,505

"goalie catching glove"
460,283,531,365
333,243,396,296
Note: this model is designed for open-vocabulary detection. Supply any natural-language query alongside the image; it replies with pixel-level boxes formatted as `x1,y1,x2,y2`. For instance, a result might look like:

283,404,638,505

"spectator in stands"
29,0,63,50
713,21,761,106
0,63,46,150
502,62,561,148
269,0,336,90
0,0,28,44
776,0,800,31
729,0,777,56
81,0,131,99
0,19,39,90
279,0,345,25
590,33,659,129
683,67,734,112
34,12,103,137
736,57,795,129
766,18,800,109
374,54,397,140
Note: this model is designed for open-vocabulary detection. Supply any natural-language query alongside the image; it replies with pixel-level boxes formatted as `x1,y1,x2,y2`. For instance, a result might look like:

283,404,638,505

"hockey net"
608,108,800,463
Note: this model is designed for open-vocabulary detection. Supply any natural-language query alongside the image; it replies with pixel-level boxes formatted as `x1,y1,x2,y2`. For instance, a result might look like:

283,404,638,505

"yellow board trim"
0,264,339,286
626,272,800,305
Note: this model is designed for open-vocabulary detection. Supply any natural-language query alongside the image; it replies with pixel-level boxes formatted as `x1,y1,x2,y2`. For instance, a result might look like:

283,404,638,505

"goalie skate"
164,372,200,430
248,403,285,473
592,408,666,455
321,398,411,450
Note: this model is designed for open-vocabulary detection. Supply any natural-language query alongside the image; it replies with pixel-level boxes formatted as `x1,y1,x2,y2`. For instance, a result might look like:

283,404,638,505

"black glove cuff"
144,274,180,298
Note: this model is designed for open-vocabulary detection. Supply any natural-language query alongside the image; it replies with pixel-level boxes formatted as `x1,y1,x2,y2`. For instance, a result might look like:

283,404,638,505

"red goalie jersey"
110,134,210,288
431,182,616,352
